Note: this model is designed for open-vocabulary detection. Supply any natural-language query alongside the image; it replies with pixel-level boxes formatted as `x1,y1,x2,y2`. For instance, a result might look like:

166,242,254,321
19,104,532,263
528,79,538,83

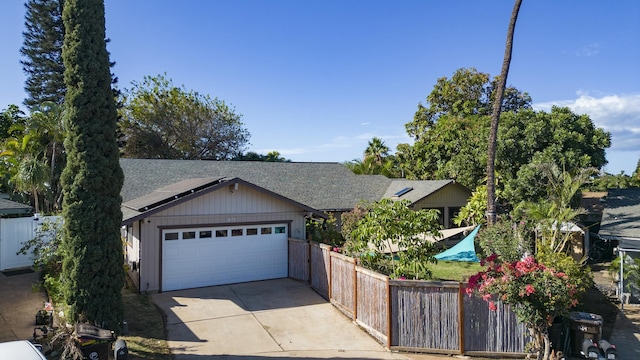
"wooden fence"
288,239,530,357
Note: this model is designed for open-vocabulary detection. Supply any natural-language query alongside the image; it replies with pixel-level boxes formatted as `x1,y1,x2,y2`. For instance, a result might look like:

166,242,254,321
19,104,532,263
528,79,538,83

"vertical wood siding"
288,238,309,281
356,267,389,344
330,252,356,318
310,242,330,298
391,281,461,351
139,183,308,292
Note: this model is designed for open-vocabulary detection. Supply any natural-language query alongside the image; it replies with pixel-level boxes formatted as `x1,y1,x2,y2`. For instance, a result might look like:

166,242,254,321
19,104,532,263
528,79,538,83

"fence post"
386,277,392,349
307,240,312,283
328,248,332,299
458,282,465,355
353,259,358,320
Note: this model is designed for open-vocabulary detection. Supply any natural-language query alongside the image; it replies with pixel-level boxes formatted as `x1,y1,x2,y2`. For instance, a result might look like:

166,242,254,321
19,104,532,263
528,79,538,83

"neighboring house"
0,197,32,217
119,159,471,292
599,189,640,242
598,189,640,303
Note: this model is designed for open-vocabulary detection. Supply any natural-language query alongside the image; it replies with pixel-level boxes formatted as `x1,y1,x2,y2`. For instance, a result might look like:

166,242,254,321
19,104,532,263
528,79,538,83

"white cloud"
534,93,640,152
257,130,412,162
574,43,600,57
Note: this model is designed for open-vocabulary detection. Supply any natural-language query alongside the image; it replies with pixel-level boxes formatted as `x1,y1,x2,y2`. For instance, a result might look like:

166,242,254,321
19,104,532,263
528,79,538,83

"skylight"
393,187,413,197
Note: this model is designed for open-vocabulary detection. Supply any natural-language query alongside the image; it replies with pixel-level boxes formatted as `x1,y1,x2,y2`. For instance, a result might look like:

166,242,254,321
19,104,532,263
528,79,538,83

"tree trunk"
486,0,523,225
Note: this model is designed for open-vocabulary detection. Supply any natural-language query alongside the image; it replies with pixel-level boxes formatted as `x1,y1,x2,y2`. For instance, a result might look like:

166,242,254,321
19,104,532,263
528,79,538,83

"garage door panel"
162,224,288,291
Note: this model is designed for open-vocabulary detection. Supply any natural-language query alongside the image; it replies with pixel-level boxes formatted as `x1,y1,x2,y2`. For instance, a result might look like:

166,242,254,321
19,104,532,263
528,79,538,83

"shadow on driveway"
152,278,409,359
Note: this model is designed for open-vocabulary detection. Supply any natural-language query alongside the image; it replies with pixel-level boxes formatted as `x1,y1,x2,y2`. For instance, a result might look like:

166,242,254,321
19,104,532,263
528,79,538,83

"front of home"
119,159,472,292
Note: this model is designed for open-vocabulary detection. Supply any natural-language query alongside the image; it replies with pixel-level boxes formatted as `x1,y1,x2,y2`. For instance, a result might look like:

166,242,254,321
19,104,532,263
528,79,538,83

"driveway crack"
229,286,284,351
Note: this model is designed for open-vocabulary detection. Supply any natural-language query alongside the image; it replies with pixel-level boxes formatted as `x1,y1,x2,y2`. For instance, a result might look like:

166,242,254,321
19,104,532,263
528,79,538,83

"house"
119,159,472,292
598,189,640,303
599,189,640,242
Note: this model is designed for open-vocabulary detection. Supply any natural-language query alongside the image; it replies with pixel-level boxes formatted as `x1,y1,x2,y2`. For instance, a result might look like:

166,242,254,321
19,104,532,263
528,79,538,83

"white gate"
0,216,59,271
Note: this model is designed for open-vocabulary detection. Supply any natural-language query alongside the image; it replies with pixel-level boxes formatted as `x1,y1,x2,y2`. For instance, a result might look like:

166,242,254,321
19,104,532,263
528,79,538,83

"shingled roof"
599,189,640,239
0,198,32,215
119,159,470,217
120,159,389,212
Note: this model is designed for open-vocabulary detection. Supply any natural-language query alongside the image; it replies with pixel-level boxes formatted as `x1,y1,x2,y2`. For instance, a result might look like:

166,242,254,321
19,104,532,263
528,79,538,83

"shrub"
477,218,532,262
306,213,344,247
467,253,582,360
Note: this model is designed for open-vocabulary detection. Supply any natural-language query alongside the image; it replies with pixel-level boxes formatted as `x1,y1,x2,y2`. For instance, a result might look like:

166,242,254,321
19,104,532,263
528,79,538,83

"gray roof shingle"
120,159,390,211
599,189,640,239
0,198,32,215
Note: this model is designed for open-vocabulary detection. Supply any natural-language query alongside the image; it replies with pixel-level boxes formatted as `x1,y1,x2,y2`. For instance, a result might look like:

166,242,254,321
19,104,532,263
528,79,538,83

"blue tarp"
434,225,480,262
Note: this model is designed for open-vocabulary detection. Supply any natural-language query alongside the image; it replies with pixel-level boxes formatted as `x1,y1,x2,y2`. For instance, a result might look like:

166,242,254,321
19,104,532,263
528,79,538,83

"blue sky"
1,0,639,174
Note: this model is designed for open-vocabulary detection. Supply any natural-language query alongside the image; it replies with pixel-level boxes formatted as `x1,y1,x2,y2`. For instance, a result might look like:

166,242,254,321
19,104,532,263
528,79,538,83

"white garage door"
162,224,288,291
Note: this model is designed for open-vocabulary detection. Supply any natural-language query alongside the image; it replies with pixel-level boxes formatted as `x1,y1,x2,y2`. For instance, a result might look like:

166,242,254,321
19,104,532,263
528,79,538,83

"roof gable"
124,177,225,212
122,177,325,225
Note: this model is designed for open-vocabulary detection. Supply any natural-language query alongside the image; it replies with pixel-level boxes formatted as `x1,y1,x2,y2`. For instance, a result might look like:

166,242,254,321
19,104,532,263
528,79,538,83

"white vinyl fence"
0,216,59,271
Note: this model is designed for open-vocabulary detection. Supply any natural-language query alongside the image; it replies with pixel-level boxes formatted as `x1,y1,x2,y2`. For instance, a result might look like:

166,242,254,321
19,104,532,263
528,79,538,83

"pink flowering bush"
467,253,581,360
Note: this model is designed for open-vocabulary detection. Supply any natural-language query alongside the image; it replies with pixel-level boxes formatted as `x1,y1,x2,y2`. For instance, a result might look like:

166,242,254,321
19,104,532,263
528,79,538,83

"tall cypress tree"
21,0,66,107
60,0,125,332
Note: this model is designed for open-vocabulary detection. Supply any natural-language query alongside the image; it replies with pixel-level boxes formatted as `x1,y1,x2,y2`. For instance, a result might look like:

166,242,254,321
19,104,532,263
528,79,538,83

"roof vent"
393,187,413,197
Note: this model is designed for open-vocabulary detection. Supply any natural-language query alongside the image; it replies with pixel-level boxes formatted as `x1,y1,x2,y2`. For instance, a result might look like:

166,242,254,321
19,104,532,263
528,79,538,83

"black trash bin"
548,316,567,353
569,312,603,356
75,324,114,360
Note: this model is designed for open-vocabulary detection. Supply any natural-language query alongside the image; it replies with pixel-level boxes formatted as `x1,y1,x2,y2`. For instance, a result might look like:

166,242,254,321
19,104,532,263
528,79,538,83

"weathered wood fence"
288,239,530,357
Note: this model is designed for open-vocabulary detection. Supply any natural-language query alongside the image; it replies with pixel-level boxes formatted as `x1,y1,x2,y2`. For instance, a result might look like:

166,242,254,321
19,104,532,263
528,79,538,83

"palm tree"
1,131,49,212
364,137,389,165
14,155,49,213
486,0,523,225
29,101,66,209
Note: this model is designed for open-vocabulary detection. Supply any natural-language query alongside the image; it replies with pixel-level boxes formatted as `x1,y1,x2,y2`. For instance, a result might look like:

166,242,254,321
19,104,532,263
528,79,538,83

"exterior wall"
123,222,141,289
137,183,308,292
412,184,471,228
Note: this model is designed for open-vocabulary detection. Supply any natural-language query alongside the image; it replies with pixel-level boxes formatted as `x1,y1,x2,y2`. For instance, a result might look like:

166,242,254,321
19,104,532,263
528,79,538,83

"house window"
448,207,461,228
231,229,243,236
274,226,286,234
183,231,196,240
199,230,212,239
164,232,179,241
247,228,258,235
216,229,228,237
261,227,272,235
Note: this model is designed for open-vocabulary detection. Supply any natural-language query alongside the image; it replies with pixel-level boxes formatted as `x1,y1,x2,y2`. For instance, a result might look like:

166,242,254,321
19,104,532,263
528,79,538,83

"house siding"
412,184,471,228
134,183,307,292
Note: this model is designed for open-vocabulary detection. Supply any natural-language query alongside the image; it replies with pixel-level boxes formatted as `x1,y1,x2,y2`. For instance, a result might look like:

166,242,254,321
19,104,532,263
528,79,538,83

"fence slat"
330,252,355,318
355,266,388,344
301,246,532,356
288,238,309,282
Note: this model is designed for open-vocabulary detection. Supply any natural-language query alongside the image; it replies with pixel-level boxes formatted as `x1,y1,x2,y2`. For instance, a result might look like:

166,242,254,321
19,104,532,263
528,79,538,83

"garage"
162,223,289,291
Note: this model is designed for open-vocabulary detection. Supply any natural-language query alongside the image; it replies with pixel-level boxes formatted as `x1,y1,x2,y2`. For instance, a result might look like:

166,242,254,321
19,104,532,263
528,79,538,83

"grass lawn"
429,260,483,281
120,289,171,360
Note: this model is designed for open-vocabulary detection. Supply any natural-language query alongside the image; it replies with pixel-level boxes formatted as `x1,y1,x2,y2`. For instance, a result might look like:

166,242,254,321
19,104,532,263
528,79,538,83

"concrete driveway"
152,278,423,359
0,270,48,342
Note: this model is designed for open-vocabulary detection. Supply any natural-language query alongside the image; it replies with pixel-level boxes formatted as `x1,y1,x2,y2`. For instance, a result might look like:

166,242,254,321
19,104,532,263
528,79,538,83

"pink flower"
525,284,535,295
488,301,497,311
